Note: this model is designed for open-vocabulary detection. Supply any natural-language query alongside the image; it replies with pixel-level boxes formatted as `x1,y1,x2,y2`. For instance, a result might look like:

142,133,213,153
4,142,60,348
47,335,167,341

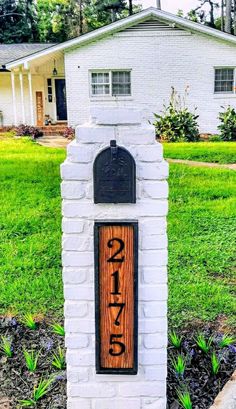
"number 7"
108,302,125,326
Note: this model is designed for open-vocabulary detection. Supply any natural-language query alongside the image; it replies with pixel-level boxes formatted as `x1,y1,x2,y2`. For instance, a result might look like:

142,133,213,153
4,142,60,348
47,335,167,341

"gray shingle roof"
0,43,56,66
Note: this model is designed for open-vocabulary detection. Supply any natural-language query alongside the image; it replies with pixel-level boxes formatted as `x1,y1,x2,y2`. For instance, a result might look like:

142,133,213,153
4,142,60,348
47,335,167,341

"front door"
55,79,67,121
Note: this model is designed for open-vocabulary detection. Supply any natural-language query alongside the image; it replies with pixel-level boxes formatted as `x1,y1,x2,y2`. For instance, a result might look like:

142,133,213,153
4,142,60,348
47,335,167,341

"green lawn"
0,135,236,329
163,141,236,164
0,134,66,316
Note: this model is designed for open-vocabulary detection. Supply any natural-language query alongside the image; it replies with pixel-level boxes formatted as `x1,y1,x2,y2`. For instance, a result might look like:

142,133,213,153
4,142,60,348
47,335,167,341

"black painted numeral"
108,302,125,326
109,334,126,356
107,238,125,263
111,270,121,295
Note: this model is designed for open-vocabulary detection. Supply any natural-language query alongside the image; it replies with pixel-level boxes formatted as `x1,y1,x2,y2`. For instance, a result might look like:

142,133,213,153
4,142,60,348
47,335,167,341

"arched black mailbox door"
93,140,136,204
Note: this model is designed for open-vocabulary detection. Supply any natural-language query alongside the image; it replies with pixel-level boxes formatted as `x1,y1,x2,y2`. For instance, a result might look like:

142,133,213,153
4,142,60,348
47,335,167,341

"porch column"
28,71,34,125
19,70,26,124
11,71,17,126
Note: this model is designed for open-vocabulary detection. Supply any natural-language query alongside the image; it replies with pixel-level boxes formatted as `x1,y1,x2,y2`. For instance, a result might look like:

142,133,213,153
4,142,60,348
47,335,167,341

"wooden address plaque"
94,221,138,375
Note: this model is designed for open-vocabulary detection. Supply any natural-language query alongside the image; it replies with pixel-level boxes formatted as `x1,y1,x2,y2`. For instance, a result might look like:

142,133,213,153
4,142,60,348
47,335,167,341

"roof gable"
6,7,236,68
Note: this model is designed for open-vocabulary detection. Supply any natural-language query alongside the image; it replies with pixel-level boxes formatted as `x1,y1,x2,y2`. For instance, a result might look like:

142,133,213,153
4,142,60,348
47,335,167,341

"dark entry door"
55,79,67,121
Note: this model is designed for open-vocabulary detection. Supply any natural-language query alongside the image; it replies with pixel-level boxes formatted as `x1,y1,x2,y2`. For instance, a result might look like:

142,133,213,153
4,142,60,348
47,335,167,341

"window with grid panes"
91,72,110,95
91,71,131,96
214,68,234,93
112,71,131,96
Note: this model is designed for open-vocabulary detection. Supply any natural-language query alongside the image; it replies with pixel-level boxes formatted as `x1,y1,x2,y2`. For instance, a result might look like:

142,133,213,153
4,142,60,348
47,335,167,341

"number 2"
107,238,125,263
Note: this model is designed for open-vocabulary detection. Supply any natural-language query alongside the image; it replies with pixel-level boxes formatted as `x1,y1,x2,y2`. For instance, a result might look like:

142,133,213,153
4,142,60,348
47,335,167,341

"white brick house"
3,7,236,133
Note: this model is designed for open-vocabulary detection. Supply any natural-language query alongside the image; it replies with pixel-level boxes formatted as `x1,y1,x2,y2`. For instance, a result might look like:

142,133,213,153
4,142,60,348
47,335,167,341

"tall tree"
0,0,38,43
225,0,232,32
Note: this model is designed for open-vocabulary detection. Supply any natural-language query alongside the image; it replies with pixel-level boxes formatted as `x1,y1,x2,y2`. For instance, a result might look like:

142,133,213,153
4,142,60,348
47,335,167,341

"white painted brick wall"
65,29,236,134
61,107,168,408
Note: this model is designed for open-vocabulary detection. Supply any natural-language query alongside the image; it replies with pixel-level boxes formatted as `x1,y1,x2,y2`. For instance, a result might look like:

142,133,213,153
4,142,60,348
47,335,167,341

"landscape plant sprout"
19,377,54,407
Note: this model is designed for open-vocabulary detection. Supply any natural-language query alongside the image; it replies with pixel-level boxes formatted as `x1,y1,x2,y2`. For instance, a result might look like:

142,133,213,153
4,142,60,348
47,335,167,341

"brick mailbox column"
61,107,169,409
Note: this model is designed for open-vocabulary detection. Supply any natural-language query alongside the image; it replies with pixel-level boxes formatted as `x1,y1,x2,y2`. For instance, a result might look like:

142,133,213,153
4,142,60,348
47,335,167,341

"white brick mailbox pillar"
61,107,169,409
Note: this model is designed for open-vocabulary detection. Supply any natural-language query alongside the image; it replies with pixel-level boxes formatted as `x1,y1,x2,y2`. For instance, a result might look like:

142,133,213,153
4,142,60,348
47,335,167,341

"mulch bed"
167,326,236,409
0,318,235,408
0,317,66,408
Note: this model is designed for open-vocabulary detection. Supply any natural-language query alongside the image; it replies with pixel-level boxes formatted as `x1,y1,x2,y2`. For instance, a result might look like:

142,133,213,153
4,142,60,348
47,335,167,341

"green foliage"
23,349,39,372
0,336,13,358
22,314,37,330
169,331,183,349
171,354,186,376
153,88,200,142
52,346,66,370
51,323,65,336
211,352,220,375
218,106,236,141
219,334,235,348
163,141,236,164
208,134,222,142
195,333,213,354
0,0,142,43
19,377,54,407
177,389,192,409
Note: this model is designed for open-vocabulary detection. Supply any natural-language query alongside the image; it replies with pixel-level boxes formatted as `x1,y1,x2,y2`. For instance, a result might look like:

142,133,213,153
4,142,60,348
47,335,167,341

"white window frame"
90,69,132,98
214,67,236,95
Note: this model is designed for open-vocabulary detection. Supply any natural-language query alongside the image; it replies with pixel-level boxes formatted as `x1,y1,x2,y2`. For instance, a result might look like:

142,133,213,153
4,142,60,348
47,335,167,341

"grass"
163,141,236,164
0,134,65,316
0,134,236,329
168,164,236,328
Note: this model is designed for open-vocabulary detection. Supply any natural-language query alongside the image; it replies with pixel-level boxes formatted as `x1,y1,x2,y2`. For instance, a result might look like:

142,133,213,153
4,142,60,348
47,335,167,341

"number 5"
109,334,126,356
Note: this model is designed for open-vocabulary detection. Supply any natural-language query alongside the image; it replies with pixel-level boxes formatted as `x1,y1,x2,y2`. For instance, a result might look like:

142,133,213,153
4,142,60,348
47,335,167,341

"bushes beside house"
15,125,42,139
153,88,200,142
218,106,236,141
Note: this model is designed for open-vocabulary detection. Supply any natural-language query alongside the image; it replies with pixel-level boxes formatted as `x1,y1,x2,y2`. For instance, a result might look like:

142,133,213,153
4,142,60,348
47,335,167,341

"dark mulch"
1,318,236,409
167,326,236,409
0,318,66,408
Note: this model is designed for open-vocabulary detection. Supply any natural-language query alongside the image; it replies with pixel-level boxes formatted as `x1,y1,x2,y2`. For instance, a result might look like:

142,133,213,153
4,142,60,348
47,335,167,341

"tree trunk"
78,0,83,35
209,0,215,27
128,0,133,15
221,0,225,31
156,0,161,9
225,0,232,33
234,0,236,34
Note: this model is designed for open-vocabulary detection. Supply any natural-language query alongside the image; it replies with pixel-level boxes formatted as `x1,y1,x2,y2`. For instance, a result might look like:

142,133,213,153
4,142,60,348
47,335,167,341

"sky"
135,0,200,14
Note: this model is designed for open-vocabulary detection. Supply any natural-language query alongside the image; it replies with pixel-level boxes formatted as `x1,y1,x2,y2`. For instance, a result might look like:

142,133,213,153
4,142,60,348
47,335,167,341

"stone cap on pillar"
90,106,144,126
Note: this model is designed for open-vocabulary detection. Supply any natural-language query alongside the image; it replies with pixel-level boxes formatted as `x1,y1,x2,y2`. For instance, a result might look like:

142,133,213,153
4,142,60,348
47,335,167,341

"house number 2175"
108,238,126,356
95,222,138,374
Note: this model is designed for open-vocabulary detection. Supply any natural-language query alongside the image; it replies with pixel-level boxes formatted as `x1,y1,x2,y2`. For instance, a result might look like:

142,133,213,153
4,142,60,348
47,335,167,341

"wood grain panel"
95,222,138,373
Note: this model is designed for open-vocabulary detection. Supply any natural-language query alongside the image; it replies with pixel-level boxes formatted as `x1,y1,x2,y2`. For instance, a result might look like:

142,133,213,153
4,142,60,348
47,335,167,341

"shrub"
63,126,75,140
153,87,200,142
218,106,236,141
208,134,222,142
15,124,42,139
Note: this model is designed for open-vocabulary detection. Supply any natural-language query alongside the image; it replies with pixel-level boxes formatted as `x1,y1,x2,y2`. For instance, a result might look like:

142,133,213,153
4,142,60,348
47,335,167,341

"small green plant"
171,354,186,377
153,87,200,142
177,388,192,409
51,323,65,337
219,334,235,348
211,352,220,376
52,346,66,370
0,336,13,358
218,106,236,141
22,313,37,330
208,134,222,142
195,333,213,353
19,377,54,407
23,349,39,372
169,331,183,349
